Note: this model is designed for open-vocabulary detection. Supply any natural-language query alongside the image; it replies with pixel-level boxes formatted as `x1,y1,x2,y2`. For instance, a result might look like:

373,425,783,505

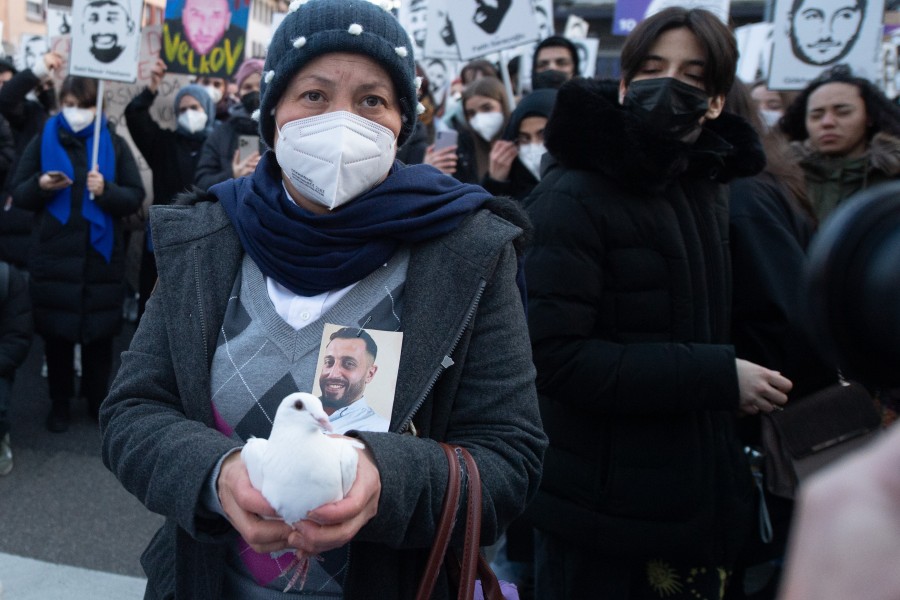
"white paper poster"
564,14,590,39
48,8,75,37
573,37,599,78
424,0,460,60
735,22,774,83
398,0,430,60
769,0,885,89
447,0,541,60
16,35,48,72
532,0,554,39
69,0,142,82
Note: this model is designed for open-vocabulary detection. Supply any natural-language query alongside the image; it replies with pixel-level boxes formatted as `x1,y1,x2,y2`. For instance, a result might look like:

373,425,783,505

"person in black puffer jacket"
9,76,144,433
524,8,793,599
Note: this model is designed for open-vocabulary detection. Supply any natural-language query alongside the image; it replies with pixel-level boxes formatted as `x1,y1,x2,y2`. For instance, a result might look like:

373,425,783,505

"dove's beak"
319,417,333,432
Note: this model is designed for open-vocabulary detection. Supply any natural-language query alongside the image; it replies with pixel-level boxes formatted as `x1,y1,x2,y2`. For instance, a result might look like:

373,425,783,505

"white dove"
242,392,364,592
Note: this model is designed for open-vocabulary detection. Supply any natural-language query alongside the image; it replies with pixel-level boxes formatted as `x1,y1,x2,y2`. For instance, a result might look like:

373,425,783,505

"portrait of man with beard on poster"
315,327,395,434
81,0,135,64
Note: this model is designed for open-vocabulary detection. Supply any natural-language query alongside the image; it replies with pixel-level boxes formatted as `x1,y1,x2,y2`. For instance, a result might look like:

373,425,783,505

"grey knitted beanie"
258,0,419,147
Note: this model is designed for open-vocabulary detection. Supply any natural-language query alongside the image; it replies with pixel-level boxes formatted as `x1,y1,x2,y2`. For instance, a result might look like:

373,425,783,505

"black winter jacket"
0,261,33,378
524,78,765,565
9,121,144,343
193,106,258,191
124,87,206,207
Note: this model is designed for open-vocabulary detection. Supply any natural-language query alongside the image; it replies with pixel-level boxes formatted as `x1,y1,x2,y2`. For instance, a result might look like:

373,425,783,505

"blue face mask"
624,77,710,140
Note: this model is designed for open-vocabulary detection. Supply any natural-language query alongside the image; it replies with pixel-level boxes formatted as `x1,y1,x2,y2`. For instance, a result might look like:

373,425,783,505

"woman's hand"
488,140,517,182
736,358,792,415
232,150,261,178
86,168,105,196
39,171,73,191
287,442,382,556
217,451,295,554
424,144,458,175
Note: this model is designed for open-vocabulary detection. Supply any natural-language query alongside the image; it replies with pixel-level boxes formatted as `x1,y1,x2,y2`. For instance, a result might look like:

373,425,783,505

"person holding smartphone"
124,58,215,319
9,75,144,433
194,58,265,190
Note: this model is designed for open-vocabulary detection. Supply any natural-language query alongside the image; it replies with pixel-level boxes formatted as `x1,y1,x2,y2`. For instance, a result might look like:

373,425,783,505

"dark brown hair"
620,7,737,97
726,79,814,221
461,76,510,121
59,76,98,108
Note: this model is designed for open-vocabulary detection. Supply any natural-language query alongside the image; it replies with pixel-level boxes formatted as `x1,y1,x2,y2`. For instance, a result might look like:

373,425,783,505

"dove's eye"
294,400,304,410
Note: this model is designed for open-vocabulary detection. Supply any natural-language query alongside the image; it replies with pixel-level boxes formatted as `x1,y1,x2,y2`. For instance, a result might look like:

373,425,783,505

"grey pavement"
0,322,164,599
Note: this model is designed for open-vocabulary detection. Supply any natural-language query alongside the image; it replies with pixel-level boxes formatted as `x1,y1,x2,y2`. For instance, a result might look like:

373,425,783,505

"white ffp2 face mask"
203,85,223,104
517,142,546,180
177,109,208,134
62,106,96,132
469,111,504,142
275,111,397,210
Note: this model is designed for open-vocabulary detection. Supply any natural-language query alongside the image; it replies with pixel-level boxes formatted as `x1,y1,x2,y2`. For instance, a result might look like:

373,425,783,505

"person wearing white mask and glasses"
98,0,546,598
483,88,557,201
124,58,215,320
9,75,144,433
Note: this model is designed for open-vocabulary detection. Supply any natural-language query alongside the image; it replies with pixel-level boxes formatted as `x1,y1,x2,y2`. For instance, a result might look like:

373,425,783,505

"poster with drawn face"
769,0,883,89
48,8,74,38
69,0,142,82
424,0,460,60
447,0,540,60
16,35,48,72
162,0,249,79
398,0,430,59
573,37,599,78
424,57,458,101
735,22,775,83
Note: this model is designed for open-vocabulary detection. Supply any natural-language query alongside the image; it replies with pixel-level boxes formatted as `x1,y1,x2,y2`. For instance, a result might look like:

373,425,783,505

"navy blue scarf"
41,113,116,262
213,152,492,296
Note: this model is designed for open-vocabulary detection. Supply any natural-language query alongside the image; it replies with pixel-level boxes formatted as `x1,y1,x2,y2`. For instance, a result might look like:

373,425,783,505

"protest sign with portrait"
447,0,541,60
162,0,249,79
69,0,142,82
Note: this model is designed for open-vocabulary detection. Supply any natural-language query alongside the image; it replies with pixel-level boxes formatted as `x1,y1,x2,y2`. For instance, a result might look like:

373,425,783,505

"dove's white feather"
240,392,364,526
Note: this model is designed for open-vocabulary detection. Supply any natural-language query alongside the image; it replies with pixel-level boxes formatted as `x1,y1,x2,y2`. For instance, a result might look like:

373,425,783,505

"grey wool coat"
99,197,546,599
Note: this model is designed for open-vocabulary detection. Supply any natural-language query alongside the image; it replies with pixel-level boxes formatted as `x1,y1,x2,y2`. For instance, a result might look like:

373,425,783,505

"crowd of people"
0,1,899,599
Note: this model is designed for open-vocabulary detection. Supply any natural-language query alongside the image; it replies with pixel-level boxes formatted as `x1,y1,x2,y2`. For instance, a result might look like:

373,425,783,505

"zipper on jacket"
192,246,209,367
397,280,487,435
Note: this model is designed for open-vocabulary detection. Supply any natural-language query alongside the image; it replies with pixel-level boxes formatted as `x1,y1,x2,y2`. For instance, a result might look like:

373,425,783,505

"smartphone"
433,129,458,151
238,134,260,162
45,171,73,184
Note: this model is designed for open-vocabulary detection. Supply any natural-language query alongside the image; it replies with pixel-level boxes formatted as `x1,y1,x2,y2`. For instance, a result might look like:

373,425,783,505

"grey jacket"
99,198,546,599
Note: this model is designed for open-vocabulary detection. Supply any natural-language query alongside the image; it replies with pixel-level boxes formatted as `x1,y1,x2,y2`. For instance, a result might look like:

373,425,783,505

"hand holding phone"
40,170,73,191
433,129,458,152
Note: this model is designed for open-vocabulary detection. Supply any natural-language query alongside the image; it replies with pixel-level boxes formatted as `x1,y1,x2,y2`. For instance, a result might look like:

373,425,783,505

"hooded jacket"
793,132,900,221
524,78,765,564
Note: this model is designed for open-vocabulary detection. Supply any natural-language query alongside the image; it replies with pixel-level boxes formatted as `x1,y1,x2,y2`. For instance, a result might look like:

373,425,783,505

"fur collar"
793,132,900,178
544,78,765,194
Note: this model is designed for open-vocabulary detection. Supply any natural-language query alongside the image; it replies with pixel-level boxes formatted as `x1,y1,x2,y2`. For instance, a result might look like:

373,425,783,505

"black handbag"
760,380,881,499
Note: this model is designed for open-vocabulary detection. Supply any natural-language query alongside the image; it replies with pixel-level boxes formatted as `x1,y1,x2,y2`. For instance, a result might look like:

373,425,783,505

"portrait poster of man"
48,8,74,38
573,37,599,78
735,22,775,82
162,0,250,79
447,0,540,61
424,0,461,60
69,0,142,83
311,324,403,435
398,0,430,59
16,34,48,72
769,0,884,89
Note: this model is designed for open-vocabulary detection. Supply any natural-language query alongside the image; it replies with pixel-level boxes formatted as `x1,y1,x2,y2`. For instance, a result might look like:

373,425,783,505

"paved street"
0,322,163,599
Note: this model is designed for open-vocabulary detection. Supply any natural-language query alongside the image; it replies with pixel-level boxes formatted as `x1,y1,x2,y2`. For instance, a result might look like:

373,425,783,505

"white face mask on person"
275,110,396,211
518,142,546,180
469,111,504,142
759,109,782,129
177,109,208,134
62,106,96,132
203,85,223,104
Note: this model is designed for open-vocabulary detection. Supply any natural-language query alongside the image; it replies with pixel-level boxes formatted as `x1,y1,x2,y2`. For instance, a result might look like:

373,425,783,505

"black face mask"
623,77,710,140
241,91,260,114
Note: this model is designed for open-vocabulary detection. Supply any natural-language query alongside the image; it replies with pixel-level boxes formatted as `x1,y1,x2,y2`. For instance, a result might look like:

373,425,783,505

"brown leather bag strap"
416,444,505,600
416,443,462,600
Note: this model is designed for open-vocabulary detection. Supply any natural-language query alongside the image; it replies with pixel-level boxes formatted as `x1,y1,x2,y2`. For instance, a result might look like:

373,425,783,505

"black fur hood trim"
544,78,766,193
